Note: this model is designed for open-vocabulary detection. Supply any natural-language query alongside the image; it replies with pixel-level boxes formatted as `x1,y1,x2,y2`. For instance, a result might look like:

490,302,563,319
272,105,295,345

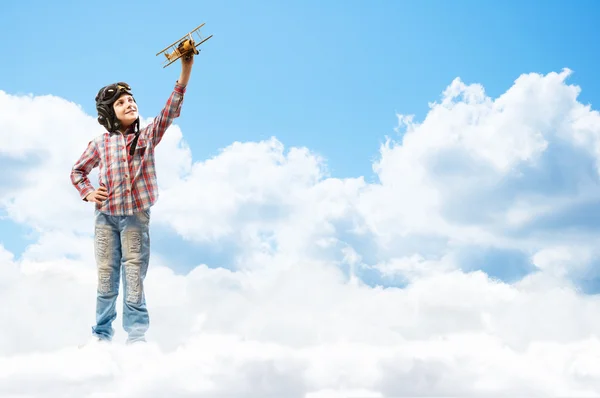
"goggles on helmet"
95,82,133,105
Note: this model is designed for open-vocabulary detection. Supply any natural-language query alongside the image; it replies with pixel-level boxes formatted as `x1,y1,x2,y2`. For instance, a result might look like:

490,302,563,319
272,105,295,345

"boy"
70,55,195,344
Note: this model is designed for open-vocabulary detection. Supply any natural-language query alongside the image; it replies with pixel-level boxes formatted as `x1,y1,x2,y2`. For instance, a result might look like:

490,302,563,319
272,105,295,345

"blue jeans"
92,208,151,343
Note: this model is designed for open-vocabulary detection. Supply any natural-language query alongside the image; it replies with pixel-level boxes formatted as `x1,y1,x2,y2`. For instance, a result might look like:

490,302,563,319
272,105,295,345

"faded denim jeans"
92,208,150,344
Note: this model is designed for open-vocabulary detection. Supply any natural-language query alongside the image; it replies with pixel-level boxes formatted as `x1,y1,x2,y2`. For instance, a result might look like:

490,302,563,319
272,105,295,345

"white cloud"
3,254,600,397
3,68,600,396
359,69,600,256
0,90,103,234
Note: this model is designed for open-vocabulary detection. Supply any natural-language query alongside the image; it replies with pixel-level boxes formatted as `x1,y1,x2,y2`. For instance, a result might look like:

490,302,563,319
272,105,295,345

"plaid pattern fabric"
71,83,186,216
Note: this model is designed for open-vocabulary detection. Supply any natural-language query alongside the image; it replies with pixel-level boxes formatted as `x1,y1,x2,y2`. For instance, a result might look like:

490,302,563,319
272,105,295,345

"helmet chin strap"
128,118,141,156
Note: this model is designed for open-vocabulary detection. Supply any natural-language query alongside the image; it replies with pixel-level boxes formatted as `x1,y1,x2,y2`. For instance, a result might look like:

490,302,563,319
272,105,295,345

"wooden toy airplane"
156,23,213,68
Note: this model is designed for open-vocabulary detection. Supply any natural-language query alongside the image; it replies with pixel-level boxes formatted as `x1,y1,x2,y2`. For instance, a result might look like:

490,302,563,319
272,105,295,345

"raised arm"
146,54,195,147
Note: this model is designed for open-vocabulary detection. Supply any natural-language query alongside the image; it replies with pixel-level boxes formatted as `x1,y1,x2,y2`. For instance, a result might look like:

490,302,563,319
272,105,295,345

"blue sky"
2,0,600,280
3,0,599,179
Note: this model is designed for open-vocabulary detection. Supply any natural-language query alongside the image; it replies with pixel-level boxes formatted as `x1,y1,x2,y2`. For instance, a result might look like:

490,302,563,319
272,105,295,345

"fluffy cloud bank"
3,68,600,397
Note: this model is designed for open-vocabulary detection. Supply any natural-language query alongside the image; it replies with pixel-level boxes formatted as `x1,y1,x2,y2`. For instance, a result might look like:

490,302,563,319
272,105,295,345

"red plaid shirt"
70,83,186,216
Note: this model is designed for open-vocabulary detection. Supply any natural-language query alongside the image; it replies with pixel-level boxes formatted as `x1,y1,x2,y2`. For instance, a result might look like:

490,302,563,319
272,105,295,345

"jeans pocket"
136,208,150,224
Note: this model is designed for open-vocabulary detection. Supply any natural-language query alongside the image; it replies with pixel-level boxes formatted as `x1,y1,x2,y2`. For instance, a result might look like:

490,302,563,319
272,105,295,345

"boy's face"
112,93,138,129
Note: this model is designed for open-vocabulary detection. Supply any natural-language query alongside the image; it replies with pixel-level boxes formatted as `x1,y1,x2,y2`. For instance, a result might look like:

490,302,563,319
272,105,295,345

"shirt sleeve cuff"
79,185,95,201
174,81,187,94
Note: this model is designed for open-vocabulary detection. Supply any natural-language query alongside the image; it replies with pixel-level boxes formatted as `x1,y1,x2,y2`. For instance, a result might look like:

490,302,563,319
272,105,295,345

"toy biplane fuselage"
156,23,213,68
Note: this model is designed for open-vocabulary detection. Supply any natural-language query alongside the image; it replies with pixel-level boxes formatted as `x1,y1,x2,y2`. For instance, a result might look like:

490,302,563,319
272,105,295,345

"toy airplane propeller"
156,23,213,68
